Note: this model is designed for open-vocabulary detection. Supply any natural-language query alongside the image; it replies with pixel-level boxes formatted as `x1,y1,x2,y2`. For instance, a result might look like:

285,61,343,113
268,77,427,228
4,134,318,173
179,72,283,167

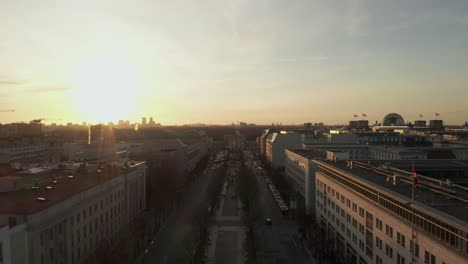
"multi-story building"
258,129,278,157
285,146,468,214
265,131,302,169
314,160,468,264
0,161,146,264
0,145,47,169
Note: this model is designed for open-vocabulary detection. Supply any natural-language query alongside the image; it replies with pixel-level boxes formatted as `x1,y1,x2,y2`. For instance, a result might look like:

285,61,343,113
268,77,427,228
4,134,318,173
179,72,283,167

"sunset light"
69,53,142,123
0,1,468,264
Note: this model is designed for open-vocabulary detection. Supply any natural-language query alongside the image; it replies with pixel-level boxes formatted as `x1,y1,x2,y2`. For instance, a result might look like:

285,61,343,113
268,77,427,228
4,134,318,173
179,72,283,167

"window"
359,223,364,234
359,240,364,251
424,251,436,264
0,243,3,262
366,212,373,230
352,234,357,243
375,255,382,264
352,203,357,212
410,240,420,257
397,232,405,247
359,207,365,217
346,199,351,208
385,224,393,238
347,228,351,238
375,237,382,250
385,244,393,259
352,218,358,229
346,213,351,223
376,218,382,230
397,253,406,264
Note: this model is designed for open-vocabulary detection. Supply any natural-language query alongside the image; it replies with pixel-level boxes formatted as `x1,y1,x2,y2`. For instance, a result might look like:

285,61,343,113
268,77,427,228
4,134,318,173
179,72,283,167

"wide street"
251,160,312,264
141,163,223,264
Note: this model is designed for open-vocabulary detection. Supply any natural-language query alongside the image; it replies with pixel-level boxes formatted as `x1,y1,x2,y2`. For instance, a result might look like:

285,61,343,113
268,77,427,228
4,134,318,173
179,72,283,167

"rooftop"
0,161,145,215
318,159,468,226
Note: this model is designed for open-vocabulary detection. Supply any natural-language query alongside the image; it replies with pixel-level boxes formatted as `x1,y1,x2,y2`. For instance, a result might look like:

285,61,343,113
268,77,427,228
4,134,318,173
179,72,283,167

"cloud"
24,87,73,93
0,80,23,85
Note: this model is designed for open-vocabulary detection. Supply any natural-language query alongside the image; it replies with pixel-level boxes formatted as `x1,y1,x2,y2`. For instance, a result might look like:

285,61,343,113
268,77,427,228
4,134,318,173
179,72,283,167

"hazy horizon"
1,0,468,125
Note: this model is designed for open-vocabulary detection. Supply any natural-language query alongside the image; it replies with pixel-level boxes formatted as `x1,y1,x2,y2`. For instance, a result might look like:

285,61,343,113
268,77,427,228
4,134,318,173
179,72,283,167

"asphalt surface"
253,166,311,264
141,165,222,264
205,162,245,264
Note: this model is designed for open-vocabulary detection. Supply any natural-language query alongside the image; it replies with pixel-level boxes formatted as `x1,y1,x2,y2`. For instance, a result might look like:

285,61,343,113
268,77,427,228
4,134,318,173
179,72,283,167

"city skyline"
1,0,468,125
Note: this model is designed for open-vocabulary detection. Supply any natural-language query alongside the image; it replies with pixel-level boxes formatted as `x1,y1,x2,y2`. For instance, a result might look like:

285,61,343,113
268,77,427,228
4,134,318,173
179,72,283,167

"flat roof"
318,160,468,225
0,161,145,215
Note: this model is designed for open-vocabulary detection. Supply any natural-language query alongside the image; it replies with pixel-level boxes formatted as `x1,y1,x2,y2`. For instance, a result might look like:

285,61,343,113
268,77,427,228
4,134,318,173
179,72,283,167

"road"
141,164,223,264
205,161,246,264
252,165,311,264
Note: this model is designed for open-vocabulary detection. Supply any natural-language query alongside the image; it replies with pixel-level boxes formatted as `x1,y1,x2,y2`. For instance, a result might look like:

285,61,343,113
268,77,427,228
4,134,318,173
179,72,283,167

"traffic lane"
254,171,284,223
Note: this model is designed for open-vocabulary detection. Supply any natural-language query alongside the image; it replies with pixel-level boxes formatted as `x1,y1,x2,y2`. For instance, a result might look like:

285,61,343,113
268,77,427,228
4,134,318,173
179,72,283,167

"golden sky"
1,0,468,125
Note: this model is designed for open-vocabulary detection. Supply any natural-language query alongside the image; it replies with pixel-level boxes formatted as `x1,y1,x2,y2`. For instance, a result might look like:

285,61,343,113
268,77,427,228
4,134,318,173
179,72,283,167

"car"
265,218,272,225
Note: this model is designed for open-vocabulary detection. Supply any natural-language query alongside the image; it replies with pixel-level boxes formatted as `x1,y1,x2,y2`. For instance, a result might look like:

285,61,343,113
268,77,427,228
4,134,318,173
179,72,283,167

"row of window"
317,176,450,264
39,188,124,264
317,165,468,254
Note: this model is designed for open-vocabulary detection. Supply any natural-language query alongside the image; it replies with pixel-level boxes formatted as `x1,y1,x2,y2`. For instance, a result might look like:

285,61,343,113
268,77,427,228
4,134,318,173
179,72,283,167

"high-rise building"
142,117,147,125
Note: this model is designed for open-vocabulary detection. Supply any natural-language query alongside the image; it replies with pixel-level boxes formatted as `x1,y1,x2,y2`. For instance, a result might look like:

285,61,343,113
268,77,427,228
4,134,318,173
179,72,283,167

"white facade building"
265,131,302,169
314,160,467,264
0,161,146,264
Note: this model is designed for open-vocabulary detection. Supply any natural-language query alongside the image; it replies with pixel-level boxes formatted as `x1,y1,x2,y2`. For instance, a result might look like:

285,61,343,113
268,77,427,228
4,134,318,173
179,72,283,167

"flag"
435,113,440,116
413,168,419,187
354,114,358,118
419,114,423,118
362,113,367,117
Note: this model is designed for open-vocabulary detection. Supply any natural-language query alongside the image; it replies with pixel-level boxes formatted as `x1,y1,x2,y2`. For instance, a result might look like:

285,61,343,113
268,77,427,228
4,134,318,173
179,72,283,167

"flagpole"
411,160,415,264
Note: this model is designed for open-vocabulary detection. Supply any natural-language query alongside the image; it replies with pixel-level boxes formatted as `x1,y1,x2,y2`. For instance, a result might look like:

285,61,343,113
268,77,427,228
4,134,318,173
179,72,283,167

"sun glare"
70,54,142,123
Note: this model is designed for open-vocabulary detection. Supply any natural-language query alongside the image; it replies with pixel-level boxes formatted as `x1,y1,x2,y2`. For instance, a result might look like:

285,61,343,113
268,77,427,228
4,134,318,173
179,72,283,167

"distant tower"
142,117,147,125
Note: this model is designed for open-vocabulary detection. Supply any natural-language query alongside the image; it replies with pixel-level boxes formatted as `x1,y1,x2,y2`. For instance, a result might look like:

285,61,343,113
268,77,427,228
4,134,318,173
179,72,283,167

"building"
429,120,444,130
258,129,278,157
224,131,246,150
414,120,426,127
314,160,468,264
349,120,370,131
0,145,47,169
382,113,405,126
141,117,147,126
265,131,302,169
284,149,319,215
356,132,428,146
285,145,468,215
0,161,146,264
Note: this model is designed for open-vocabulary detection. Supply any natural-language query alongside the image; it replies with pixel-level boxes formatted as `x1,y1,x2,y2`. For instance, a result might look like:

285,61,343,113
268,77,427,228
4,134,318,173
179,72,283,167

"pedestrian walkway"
205,164,246,264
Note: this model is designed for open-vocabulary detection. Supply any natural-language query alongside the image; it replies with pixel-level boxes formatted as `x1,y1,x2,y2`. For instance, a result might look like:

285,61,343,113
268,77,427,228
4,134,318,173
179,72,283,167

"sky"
1,0,468,125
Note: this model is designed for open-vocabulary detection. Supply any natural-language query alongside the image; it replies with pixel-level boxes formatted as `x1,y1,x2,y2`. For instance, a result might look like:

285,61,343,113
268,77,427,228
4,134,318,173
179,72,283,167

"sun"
70,54,142,123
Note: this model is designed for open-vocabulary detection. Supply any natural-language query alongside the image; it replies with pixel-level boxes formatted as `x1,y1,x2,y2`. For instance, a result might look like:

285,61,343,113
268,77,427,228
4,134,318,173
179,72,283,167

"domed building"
382,113,405,126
